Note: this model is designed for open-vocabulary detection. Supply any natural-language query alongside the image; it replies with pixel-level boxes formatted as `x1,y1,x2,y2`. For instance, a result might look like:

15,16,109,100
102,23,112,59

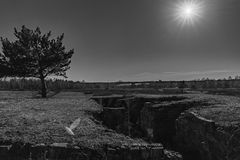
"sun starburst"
173,0,205,27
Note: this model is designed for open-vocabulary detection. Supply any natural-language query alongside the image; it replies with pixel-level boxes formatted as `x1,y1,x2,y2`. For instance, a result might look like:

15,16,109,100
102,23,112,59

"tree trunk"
40,76,47,98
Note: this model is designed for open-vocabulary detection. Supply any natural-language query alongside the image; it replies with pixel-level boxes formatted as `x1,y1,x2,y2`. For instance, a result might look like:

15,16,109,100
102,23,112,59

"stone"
175,111,240,160
0,145,12,157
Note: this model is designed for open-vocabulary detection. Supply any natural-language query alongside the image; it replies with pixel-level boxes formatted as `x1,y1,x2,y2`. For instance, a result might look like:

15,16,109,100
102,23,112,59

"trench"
93,95,209,160
0,95,183,160
0,94,219,160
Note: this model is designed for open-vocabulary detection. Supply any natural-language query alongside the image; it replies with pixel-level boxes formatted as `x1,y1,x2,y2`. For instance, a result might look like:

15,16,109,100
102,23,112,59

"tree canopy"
0,26,74,97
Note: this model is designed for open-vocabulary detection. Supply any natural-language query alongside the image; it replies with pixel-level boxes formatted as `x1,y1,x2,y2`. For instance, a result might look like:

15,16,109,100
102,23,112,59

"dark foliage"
0,26,74,97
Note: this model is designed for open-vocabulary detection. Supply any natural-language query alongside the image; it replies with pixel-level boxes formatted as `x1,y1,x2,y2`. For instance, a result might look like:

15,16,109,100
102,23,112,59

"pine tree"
0,26,74,97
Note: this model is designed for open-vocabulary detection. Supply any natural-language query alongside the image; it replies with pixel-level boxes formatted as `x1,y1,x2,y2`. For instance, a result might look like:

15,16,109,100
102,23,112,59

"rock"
175,111,240,160
106,143,181,160
0,145,12,157
51,142,68,148
164,150,183,160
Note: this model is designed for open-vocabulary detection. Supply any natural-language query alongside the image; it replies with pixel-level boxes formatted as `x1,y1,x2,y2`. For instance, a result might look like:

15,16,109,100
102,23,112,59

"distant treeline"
0,77,240,91
0,78,80,91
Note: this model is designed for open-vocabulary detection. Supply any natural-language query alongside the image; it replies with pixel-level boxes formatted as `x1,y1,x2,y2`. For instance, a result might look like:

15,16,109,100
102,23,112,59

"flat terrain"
0,91,143,150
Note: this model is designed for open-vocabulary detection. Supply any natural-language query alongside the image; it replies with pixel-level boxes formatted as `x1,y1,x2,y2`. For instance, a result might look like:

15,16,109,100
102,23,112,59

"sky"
0,0,240,82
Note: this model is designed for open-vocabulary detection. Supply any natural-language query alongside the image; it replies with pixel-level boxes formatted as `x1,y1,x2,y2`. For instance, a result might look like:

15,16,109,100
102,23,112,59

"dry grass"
187,94,240,127
1,91,240,150
135,93,240,127
0,91,144,150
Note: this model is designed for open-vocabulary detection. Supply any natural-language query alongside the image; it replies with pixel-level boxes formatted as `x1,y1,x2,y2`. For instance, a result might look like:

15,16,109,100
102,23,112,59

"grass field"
0,91,144,150
134,93,240,127
187,93,240,127
1,90,240,150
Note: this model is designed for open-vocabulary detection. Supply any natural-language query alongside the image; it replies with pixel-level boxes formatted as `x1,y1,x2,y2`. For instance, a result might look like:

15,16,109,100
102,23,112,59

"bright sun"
173,0,204,26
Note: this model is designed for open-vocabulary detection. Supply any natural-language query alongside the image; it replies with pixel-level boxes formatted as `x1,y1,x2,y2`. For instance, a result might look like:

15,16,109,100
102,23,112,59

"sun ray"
172,0,205,27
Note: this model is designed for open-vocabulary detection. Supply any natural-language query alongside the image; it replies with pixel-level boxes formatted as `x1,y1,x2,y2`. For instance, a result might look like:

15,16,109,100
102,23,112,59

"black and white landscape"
0,0,240,160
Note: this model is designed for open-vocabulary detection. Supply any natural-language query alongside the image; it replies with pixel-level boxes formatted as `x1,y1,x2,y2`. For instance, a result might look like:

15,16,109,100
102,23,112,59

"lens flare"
173,0,205,27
